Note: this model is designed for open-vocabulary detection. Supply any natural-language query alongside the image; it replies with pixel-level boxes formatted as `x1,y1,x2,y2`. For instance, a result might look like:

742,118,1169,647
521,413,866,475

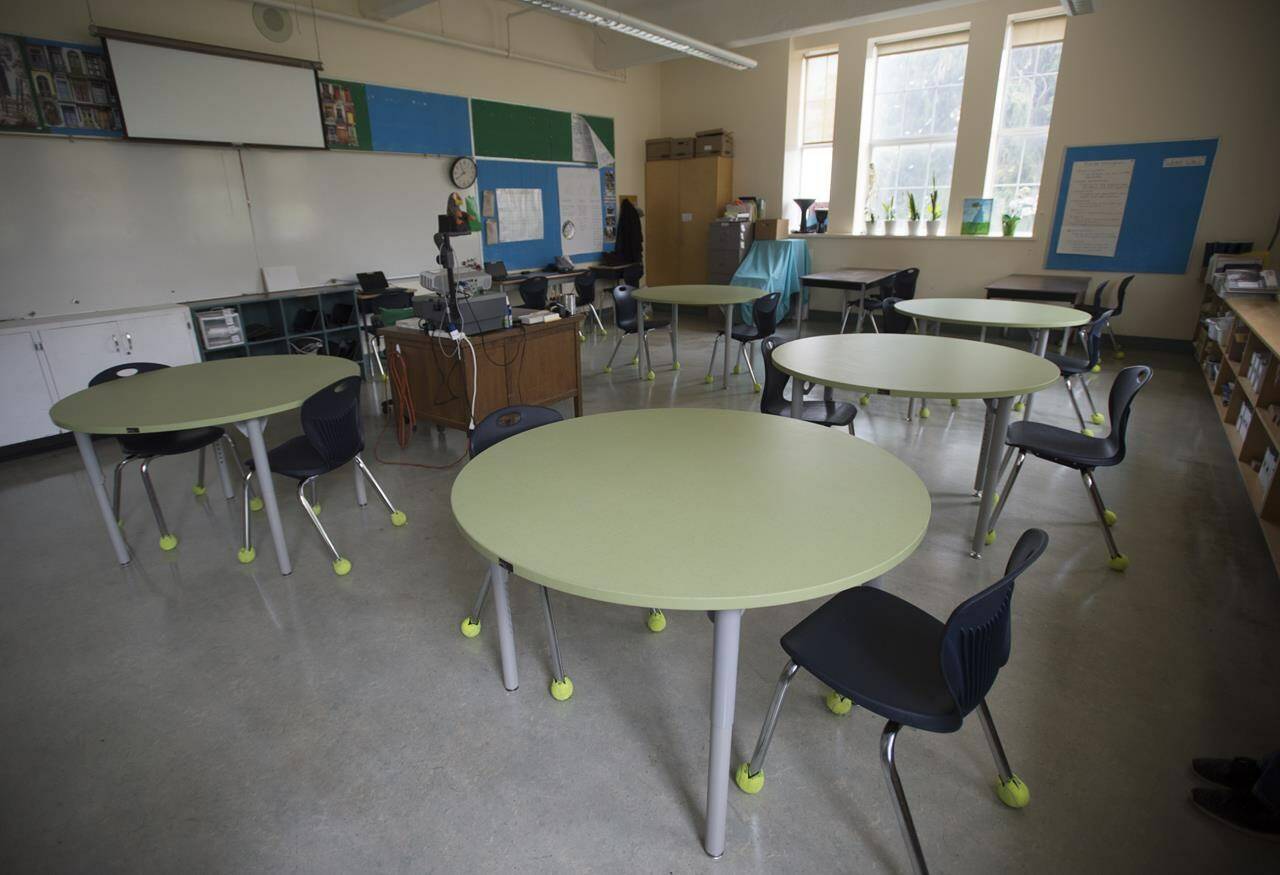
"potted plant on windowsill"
906,193,921,236
926,176,943,236
864,162,879,235
883,198,900,235
865,207,876,236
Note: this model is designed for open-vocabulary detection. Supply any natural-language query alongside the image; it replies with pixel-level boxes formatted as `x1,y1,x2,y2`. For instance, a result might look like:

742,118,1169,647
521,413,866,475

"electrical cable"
374,343,467,469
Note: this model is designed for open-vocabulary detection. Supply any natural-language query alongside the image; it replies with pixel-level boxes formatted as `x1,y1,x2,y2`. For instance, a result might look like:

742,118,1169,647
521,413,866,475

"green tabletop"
452,408,930,610
771,334,1060,399
49,355,360,434
635,284,764,306
896,298,1090,329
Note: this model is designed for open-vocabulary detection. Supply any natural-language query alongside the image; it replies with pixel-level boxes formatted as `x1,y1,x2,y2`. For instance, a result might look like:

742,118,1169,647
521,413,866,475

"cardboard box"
645,138,672,160
671,137,694,159
754,218,789,240
695,128,733,156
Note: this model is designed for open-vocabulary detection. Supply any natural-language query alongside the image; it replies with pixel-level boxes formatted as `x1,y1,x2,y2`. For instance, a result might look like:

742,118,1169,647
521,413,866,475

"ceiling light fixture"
514,0,757,70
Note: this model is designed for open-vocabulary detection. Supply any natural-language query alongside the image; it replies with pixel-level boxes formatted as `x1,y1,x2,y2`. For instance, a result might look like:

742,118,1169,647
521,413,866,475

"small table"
801,268,902,336
895,298,1089,420
451,407,931,858
49,355,360,575
633,285,762,388
985,273,1091,305
771,334,1058,557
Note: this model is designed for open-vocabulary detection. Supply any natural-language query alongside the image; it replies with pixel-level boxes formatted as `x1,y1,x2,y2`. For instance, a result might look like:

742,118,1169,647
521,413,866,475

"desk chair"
734,529,1049,875
760,336,857,431
867,268,919,334
458,405,667,702
1044,309,1113,435
519,276,550,310
1079,275,1133,362
90,362,257,552
360,289,414,380
239,376,405,576
573,270,608,340
985,366,1150,572
706,291,781,392
604,285,672,378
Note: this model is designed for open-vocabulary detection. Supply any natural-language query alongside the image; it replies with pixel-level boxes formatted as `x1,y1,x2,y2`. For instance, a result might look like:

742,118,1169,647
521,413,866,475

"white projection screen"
105,37,324,148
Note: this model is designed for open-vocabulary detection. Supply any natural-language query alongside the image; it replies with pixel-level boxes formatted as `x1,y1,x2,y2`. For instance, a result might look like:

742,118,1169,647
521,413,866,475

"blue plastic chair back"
612,284,640,332
893,267,920,301
759,335,790,415
1082,309,1115,369
753,293,783,336
939,528,1048,715
573,270,597,306
1113,275,1134,316
301,376,365,469
470,405,564,458
89,361,169,387
1102,365,1152,464
1089,279,1111,310
520,276,549,310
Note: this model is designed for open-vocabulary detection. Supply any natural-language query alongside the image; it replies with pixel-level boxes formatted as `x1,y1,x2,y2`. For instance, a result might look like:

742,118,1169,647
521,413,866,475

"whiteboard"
241,149,481,287
0,135,261,320
106,38,325,148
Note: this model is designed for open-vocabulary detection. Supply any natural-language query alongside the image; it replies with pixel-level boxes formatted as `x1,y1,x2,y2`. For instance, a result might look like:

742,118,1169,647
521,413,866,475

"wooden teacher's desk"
382,314,584,432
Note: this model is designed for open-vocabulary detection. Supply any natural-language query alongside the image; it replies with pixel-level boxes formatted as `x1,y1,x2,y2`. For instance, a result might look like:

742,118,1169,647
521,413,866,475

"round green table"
50,355,360,574
451,407,930,858
633,285,764,388
771,334,1059,558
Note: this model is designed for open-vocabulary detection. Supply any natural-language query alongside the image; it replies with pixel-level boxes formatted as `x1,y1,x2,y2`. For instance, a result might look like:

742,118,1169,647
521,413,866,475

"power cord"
374,343,468,469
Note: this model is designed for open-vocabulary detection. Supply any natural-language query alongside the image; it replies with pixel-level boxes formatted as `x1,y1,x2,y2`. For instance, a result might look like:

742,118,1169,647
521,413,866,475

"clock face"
451,156,477,188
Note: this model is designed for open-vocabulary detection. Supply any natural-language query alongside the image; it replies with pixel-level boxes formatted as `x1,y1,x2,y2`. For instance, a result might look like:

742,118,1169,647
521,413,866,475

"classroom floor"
1,315,1277,874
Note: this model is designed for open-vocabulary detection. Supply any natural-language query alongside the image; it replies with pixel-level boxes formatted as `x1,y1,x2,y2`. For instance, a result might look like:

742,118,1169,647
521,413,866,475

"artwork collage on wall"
0,33,123,136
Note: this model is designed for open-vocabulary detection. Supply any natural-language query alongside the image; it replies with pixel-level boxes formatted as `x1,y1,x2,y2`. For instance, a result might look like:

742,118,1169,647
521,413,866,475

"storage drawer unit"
707,219,754,285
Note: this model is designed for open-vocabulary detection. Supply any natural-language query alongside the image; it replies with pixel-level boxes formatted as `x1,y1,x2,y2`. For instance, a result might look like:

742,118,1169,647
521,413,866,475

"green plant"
865,207,876,222
881,197,896,221
907,192,920,221
1001,212,1021,235
927,175,942,221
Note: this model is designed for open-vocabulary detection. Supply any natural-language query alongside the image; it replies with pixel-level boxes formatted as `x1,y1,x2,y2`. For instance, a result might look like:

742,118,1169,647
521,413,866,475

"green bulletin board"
318,78,371,151
472,99,614,162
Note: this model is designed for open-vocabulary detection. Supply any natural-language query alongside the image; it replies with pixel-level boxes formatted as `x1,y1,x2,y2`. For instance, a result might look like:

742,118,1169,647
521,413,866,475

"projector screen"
105,37,324,148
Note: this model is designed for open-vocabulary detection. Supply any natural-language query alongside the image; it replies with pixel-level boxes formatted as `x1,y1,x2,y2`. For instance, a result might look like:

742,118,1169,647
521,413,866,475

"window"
864,32,967,225
798,52,838,209
986,15,1066,234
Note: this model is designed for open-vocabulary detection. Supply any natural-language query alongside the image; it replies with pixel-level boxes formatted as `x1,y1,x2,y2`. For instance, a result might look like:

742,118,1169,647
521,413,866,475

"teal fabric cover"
731,239,812,325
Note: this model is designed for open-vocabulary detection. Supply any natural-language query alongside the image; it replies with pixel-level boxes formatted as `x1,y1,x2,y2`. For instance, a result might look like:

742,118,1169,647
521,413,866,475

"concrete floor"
1,315,1278,873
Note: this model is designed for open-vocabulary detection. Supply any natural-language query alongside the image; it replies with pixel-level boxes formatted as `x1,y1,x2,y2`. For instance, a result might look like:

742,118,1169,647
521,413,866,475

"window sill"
788,233,1040,242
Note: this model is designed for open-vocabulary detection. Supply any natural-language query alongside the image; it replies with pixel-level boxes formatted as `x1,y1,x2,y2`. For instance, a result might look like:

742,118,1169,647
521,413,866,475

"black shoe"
1192,757,1262,791
1191,788,1280,840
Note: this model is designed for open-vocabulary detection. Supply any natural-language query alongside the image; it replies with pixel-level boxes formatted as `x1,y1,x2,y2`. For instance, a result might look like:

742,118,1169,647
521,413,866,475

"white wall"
659,0,1280,340
0,0,662,318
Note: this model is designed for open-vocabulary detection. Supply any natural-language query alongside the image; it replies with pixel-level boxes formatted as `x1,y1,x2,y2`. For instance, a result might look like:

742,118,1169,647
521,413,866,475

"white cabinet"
0,305,200,447
0,331,58,446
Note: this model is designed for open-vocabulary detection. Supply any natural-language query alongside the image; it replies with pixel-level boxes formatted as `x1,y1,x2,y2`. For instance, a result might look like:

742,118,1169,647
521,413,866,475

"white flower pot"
875,220,886,236
906,219,920,236
890,219,907,236
926,219,942,236
865,220,876,236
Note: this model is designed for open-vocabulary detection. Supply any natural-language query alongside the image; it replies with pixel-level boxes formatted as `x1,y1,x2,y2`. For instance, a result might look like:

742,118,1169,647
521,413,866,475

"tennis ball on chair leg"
250,497,264,512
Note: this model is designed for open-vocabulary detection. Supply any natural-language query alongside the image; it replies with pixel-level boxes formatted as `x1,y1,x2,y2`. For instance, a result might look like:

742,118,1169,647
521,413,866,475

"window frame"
797,49,839,210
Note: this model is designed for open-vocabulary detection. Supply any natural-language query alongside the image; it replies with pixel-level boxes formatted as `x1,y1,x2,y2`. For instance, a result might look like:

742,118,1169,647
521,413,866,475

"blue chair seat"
781,587,962,733
618,315,670,334
1043,350,1092,376
763,397,857,428
118,426,224,458
1005,420,1113,469
244,434,330,480
730,326,768,344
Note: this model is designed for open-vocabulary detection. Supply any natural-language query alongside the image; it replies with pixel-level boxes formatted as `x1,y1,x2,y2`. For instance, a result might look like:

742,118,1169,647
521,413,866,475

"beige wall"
659,0,1280,340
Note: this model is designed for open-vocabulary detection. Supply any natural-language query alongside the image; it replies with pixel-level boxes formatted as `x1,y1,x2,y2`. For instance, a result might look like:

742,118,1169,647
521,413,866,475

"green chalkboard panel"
472,99,614,162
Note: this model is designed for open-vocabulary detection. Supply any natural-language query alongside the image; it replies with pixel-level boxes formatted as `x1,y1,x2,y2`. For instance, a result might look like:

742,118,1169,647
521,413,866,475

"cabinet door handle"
112,334,120,352
125,333,133,353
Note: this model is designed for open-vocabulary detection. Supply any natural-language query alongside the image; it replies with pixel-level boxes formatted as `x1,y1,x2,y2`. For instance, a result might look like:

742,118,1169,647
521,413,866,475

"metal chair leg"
540,585,573,700
741,661,799,783
869,313,880,334
742,343,759,387
705,333,721,382
139,457,178,550
195,446,206,495
461,566,492,637
977,701,1015,783
839,303,853,334
1081,377,1102,419
239,469,255,562
1107,323,1123,355
1064,377,1089,430
1081,469,1125,564
881,721,930,875
354,455,405,524
589,304,607,335
985,450,1026,537
112,456,136,523
604,333,626,371
298,477,347,571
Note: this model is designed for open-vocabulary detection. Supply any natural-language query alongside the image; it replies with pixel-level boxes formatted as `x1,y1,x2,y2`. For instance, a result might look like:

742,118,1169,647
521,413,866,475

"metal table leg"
704,608,743,858
490,561,519,691
671,303,680,370
241,417,292,575
75,431,131,565
637,302,648,380
974,399,995,495
1023,329,1051,421
971,397,1015,558
790,377,805,418
722,303,733,389
212,439,236,499
795,287,805,338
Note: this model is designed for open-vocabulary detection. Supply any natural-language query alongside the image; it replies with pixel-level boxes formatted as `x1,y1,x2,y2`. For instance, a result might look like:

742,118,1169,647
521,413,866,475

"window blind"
1010,15,1066,48
876,29,969,57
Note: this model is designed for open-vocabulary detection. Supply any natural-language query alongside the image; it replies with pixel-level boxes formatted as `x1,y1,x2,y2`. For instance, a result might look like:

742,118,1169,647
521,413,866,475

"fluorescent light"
514,0,757,70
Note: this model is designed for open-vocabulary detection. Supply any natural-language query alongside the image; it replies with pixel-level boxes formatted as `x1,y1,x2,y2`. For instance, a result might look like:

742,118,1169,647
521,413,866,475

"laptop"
483,261,509,282
356,270,408,293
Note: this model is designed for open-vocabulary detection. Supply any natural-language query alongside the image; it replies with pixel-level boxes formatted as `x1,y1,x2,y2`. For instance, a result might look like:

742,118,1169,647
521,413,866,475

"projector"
419,268,492,296
413,291,507,336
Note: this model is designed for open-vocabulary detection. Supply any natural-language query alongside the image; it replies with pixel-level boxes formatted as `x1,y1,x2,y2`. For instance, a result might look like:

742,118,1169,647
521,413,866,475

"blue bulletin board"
476,159,615,270
364,84,472,155
1045,138,1217,274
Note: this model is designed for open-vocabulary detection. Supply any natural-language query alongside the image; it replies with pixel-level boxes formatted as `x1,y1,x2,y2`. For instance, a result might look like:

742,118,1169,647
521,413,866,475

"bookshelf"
188,287,362,372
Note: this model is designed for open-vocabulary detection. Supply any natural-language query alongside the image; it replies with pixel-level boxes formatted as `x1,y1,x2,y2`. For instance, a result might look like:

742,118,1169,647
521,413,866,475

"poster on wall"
602,166,617,243
26,38,123,136
318,78,371,150
0,34,41,131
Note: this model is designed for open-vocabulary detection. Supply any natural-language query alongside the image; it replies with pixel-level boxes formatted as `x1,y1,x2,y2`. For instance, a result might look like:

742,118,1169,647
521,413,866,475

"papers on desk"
1055,159,1134,257
496,188,543,242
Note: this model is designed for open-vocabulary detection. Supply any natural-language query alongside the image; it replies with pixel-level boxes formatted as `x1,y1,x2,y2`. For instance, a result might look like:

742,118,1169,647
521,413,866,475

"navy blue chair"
986,366,1150,572
90,362,252,552
759,336,857,432
1043,309,1114,435
734,529,1049,875
519,276,549,310
866,268,920,334
240,376,405,576
603,284,672,378
458,405,666,702
1079,275,1133,360
708,292,782,391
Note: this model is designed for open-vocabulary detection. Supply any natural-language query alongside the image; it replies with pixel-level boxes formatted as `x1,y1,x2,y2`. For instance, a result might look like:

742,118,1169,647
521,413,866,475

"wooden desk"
985,273,1091,304
801,268,902,335
382,314,584,432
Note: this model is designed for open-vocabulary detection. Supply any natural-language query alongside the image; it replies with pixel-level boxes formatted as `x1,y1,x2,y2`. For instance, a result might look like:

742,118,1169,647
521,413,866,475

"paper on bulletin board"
571,113,614,166
1056,158,1134,257
557,166,603,256
496,188,543,242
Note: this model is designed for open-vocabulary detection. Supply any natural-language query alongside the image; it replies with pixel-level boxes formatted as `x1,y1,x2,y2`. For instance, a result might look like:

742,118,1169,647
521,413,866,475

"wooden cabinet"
644,156,733,287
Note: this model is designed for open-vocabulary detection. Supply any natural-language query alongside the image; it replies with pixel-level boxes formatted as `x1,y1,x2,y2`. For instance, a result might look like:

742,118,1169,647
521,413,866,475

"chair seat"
244,435,336,480
118,426,224,458
1006,420,1114,468
781,587,962,733
730,328,767,344
617,317,670,334
1043,350,1091,376
762,398,857,428
1077,303,1107,319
